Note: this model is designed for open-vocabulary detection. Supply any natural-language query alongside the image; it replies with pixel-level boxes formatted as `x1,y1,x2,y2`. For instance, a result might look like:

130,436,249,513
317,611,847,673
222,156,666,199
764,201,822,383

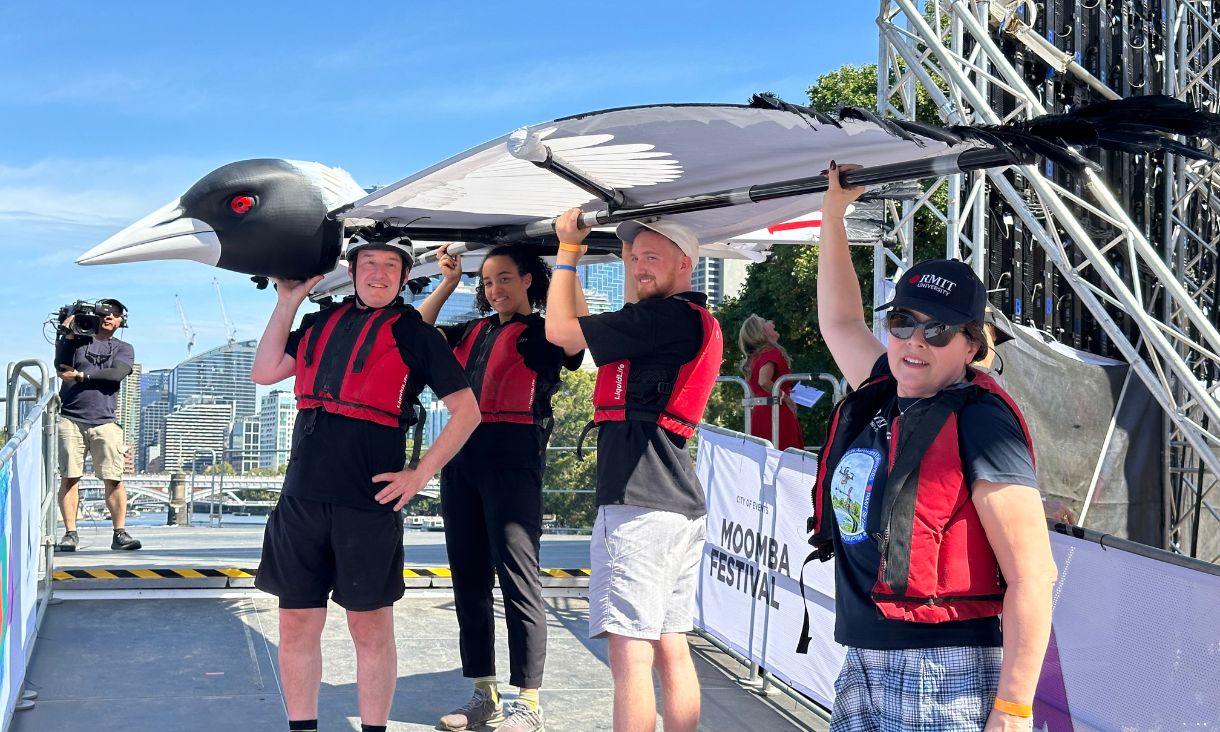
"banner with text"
694,425,1220,727
694,427,843,708
0,427,44,729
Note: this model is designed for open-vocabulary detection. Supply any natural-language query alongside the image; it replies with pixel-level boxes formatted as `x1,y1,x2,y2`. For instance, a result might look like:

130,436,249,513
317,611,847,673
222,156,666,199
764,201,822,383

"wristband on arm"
992,698,1033,717
553,264,579,274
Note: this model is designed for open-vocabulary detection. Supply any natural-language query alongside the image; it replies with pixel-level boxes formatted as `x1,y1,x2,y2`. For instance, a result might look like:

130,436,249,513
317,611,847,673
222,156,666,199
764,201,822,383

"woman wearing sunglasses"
808,163,1057,732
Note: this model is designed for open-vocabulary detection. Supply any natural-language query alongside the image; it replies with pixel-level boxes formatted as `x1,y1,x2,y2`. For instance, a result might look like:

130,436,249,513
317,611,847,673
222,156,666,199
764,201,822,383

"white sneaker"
498,699,545,731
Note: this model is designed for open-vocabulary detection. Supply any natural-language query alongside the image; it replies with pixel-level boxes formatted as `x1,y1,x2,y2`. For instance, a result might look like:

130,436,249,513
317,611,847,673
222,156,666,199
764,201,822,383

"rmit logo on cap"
910,274,958,297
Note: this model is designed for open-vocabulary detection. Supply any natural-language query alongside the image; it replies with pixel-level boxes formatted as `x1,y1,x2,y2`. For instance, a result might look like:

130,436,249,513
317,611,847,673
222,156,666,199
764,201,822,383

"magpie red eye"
229,195,256,215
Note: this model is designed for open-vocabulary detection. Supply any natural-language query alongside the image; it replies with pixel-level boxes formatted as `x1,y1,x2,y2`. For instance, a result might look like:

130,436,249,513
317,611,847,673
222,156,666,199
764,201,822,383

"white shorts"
588,504,706,640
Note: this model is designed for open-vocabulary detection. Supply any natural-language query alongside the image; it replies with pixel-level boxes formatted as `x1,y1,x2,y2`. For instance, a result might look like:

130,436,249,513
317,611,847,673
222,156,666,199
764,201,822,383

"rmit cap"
875,259,986,326
616,218,700,261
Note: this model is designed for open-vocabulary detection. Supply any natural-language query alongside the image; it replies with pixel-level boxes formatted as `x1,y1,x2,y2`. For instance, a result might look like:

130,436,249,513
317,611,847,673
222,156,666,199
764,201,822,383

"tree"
544,369,597,529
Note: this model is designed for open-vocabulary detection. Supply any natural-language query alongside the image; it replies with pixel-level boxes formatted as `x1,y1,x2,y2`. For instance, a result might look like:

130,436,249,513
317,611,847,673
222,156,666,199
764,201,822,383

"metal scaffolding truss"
876,0,1220,557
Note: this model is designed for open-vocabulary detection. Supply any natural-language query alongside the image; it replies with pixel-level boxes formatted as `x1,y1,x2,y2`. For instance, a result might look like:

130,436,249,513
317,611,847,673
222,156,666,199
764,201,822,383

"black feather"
944,95,1219,172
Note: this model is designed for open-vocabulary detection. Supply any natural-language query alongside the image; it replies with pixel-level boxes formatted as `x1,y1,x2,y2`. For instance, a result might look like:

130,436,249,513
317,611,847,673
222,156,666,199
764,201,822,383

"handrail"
715,375,757,435
768,372,845,449
1,360,57,724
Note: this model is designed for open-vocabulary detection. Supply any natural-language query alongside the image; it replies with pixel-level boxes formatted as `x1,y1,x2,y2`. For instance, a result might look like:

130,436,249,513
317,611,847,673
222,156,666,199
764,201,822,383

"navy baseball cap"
95,298,126,316
875,260,986,326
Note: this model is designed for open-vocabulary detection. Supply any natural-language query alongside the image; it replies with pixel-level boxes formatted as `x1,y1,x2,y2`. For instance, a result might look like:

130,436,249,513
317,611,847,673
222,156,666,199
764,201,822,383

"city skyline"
0,3,877,375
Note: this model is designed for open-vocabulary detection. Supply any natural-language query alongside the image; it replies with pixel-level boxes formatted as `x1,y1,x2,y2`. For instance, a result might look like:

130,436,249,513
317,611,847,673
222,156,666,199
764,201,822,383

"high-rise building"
230,415,261,473
138,369,173,472
15,383,37,425
115,363,142,473
162,397,235,473
692,257,750,309
259,390,297,470
579,262,625,311
412,278,482,326
171,340,258,420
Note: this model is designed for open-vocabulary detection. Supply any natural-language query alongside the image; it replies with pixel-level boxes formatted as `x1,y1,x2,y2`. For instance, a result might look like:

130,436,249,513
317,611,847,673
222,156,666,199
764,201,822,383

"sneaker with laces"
498,700,545,731
111,529,142,551
56,531,78,552
438,688,504,731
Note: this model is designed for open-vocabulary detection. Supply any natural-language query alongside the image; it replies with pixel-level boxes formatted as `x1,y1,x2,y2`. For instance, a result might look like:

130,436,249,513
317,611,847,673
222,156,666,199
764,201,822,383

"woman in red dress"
738,314,805,450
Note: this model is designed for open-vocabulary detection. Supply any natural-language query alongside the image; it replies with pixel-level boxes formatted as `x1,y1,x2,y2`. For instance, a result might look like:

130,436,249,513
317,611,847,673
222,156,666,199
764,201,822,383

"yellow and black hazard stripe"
54,567,593,581
54,568,255,580
540,568,591,578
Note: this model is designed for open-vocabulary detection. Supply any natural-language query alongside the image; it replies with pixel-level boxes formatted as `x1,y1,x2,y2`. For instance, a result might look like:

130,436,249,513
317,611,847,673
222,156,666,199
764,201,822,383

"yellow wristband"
992,698,1033,718
558,242,584,253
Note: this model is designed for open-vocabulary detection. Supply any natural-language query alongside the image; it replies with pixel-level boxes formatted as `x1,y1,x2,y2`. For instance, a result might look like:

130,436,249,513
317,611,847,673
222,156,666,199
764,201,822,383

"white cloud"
0,156,218,228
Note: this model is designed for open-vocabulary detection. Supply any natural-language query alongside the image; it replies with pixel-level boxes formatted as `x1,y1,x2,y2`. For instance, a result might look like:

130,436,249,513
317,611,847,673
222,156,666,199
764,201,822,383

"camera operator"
54,298,141,551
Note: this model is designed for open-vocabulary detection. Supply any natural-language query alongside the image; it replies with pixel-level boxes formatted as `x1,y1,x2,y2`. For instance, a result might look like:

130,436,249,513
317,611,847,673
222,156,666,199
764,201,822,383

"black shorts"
255,495,405,611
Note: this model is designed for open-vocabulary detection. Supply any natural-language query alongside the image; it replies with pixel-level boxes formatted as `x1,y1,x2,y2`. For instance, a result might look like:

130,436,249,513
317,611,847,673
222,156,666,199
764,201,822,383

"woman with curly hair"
739,314,805,450
418,244,585,732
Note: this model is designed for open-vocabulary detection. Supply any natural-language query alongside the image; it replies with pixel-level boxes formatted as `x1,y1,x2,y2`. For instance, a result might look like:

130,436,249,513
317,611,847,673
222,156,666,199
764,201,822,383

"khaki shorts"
58,417,126,481
588,505,706,640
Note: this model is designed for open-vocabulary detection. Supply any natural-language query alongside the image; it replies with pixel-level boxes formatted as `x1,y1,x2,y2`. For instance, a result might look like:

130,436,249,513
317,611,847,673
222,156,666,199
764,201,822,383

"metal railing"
1,360,59,723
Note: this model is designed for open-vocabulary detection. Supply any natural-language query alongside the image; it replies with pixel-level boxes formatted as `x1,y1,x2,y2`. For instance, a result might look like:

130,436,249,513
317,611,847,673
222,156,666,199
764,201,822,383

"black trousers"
440,459,547,689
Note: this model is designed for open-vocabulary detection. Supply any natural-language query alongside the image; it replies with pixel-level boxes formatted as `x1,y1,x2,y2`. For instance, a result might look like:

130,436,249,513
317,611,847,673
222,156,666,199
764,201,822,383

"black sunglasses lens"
922,323,956,347
886,312,958,346
886,313,917,339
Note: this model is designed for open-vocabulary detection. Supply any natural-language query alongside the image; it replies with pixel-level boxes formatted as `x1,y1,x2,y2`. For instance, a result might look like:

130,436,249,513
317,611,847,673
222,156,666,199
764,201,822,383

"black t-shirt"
281,304,470,511
439,312,583,469
578,292,711,519
829,364,1038,649
55,336,135,426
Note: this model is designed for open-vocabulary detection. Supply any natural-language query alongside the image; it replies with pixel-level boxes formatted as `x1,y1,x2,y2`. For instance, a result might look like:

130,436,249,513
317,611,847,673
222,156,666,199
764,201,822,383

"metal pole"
771,373,814,448
715,375,756,436
414,149,1022,261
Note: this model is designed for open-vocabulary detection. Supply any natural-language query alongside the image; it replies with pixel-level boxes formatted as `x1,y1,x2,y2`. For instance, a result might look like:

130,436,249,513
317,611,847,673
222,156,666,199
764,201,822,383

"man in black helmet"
54,298,141,552
251,233,480,732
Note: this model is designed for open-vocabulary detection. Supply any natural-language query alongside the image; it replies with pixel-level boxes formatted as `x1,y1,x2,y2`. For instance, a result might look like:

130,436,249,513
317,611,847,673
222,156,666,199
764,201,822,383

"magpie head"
77,159,366,280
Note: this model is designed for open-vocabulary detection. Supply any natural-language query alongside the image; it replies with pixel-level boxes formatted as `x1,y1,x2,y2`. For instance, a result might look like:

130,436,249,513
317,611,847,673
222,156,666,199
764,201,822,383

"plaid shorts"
830,646,1003,732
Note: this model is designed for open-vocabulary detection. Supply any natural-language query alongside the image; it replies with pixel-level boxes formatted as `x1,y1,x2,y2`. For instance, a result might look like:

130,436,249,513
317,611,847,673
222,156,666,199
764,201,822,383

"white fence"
693,424,1220,729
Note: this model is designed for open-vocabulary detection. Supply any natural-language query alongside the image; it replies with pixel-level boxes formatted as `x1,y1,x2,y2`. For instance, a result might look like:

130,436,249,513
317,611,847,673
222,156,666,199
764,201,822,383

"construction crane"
212,278,237,345
174,294,196,355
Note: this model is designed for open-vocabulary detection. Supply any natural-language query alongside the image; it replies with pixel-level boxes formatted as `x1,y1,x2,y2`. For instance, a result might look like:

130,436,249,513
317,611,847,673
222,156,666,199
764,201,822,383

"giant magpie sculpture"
78,94,1219,298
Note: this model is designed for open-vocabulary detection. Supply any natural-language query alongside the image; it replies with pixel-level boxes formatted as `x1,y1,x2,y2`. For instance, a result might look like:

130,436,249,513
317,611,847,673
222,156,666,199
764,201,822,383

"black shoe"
56,531,78,552
111,529,141,551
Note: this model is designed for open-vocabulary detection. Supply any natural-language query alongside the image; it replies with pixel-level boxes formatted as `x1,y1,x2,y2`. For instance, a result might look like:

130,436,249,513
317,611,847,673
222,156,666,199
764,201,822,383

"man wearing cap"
251,231,480,732
54,298,141,552
545,208,723,732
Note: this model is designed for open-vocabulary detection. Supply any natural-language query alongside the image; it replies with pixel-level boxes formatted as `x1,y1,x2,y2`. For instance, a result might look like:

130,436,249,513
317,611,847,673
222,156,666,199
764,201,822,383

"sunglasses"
885,310,964,347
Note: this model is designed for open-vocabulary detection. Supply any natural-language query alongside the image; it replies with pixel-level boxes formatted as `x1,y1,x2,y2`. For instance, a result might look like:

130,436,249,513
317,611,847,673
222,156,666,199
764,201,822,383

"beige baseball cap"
616,218,700,261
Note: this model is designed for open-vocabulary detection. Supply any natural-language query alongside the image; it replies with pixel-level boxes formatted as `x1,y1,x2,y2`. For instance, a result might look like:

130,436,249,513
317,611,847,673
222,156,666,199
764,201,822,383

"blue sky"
0,2,878,383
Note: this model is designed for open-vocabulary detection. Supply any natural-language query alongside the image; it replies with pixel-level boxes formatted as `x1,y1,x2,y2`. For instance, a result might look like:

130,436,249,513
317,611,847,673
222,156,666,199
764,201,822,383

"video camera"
55,299,127,338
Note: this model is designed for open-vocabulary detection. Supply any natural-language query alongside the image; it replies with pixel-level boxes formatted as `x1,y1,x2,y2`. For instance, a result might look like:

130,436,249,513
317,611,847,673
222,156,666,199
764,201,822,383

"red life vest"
294,300,422,430
451,316,540,425
590,297,723,439
805,366,1035,626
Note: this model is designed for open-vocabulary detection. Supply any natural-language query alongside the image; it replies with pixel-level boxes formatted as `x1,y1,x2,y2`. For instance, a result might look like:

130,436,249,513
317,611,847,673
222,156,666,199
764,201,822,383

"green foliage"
709,63,951,445
806,64,884,112
544,368,597,528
